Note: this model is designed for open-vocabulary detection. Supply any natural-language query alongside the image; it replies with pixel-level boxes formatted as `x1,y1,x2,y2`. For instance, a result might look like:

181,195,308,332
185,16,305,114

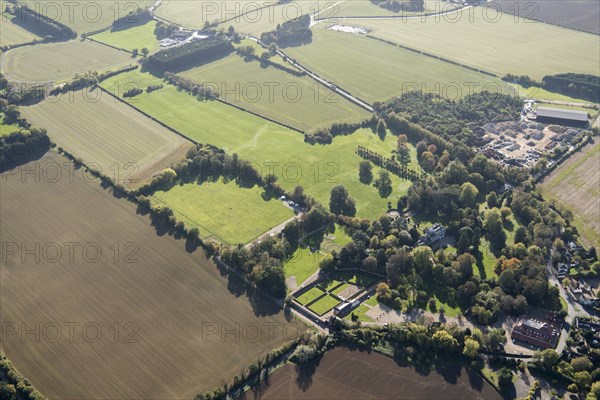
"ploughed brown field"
245,347,501,399
0,152,303,399
496,0,600,34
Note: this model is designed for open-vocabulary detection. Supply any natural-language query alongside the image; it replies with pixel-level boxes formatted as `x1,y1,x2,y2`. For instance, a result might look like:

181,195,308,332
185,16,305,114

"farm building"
534,107,589,127
511,318,560,349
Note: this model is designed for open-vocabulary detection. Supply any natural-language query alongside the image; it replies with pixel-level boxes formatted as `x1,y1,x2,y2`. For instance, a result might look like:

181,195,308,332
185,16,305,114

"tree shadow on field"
214,257,283,317
294,356,321,392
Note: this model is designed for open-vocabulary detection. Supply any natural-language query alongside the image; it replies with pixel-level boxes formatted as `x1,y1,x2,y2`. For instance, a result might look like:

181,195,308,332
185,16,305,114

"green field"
296,286,325,305
331,282,353,296
20,88,192,186
0,13,42,47
2,39,135,82
0,114,20,136
101,70,416,220
284,247,324,285
333,0,461,17
179,53,369,131
155,0,272,29
19,0,155,34
285,28,508,103
308,294,340,315
512,84,594,103
91,21,160,53
151,179,294,244
351,9,600,79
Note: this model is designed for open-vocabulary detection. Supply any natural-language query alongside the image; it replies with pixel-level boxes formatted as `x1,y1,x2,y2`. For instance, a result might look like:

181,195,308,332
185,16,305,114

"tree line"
146,37,234,70
260,15,312,46
503,73,600,103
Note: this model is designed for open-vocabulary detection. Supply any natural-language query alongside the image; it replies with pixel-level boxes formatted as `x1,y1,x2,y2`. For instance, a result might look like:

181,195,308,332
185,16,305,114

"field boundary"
83,36,137,56
95,85,199,145
215,98,305,134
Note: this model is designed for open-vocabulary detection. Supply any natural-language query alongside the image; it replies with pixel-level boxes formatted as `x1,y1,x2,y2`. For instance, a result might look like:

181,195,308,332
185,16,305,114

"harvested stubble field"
20,88,192,187
244,347,501,399
101,71,416,220
0,152,303,399
285,28,508,103
0,13,43,47
1,39,135,82
151,179,294,244
351,7,600,79
179,53,369,131
332,0,461,17
541,141,600,249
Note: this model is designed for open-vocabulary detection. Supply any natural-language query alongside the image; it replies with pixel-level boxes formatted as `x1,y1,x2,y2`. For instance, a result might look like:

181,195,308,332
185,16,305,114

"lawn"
19,0,155,34
100,70,416,220
284,247,324,285
296,286,325,305
331,282,353,296
345,303,375,322
434,297,461,318
91,20,160,53
2,39,135,82
20,87,192,187
474,237,499,279
0,151,302,399
351,8,600,79
320,279,343,292
308,294,341,315
284,27,508,103
179,52,369,131
151,179,294,244
0,12,42,47
0,114,20,136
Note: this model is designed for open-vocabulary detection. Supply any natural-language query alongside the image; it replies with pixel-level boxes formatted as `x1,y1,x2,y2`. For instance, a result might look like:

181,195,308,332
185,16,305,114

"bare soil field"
244,347,501,399
0,152,303,399
494,0,600,34
20,88,193,187
541,141,600,249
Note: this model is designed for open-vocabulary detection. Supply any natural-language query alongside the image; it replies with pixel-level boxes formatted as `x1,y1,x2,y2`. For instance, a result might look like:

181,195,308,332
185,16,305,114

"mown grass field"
285,27,508,103
19,0,155,34
91,21,160,53
541,141,600,249
20,88,192,187
101,70,417,220
0,13,42,47
179,53,369,131
151,179,294,244
351,8,600,79
0,151,303,400
512,83,596,103
1,39,135,82
332,0,461,17
223,1,335,35
285,247,324,287
155,0,272,29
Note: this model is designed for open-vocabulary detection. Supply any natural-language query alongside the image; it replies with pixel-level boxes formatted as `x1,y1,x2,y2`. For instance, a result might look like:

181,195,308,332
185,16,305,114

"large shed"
535,107,589,127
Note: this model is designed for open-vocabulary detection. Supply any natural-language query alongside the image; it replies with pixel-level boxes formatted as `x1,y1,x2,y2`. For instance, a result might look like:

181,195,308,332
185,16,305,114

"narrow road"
245,210,301,249
546,256,590,354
